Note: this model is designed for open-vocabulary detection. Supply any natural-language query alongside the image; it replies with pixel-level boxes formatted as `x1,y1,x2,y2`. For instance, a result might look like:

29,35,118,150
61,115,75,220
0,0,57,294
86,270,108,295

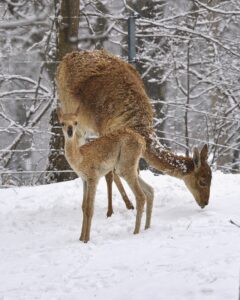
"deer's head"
57,108,86,145
183,145,212,209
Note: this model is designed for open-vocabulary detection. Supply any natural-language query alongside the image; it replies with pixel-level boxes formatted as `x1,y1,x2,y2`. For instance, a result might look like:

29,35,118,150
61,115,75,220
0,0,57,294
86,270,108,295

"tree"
46,0,80,183
1,0,240,187
0,0,53,186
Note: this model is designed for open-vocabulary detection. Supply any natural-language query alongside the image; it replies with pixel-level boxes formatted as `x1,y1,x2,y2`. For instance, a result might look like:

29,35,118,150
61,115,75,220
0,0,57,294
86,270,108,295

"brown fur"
58,111,154,243
56,50,212,208
56,50,153,134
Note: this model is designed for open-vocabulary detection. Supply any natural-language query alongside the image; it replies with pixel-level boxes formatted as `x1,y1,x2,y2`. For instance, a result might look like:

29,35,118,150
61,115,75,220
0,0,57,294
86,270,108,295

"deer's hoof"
79,234,85,242
126,202,134,210
107,210,114,218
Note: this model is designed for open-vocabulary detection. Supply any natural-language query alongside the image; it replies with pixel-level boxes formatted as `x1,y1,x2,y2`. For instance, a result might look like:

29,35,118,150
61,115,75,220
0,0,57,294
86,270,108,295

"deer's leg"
113,173,134,210
138,176,154,230
134,189,145,234
80,180,88,242
123,175,146,235
83,179,97,243
105,172,114,217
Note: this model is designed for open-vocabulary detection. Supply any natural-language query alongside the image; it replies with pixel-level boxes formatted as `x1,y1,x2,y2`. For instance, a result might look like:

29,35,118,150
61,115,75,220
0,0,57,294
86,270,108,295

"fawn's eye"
61,122,65,127
74,121,78,126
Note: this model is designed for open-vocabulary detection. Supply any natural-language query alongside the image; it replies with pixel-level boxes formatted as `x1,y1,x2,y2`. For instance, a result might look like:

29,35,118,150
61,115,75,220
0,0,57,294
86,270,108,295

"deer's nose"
200,201,209,209
67,126,73,137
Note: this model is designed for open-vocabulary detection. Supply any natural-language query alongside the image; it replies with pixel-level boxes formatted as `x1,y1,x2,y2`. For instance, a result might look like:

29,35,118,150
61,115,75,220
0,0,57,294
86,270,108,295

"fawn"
58,110,154,243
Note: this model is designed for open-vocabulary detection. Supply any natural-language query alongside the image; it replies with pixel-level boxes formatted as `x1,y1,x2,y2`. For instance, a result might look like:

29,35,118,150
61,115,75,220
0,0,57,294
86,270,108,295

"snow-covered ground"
0,171,240,300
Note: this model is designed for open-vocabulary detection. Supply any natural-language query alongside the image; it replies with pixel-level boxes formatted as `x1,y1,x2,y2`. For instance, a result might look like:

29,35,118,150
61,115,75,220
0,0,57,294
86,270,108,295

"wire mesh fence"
1,0,240,187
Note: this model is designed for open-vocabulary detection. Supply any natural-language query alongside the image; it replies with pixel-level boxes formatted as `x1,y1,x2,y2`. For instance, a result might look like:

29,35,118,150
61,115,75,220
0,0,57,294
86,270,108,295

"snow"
0,171,240,300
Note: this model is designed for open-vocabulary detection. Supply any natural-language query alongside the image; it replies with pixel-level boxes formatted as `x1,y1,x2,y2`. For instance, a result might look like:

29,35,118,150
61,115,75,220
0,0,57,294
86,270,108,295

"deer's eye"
199,179,207,187
74,121,78,126
61,122,65,127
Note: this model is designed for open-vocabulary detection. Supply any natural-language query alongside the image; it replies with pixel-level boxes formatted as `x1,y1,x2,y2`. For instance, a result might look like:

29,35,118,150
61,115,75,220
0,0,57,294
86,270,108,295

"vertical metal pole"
128,14,137,67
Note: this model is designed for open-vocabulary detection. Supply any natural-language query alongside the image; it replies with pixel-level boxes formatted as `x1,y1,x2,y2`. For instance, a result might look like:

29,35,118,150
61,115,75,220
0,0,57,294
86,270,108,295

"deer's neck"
144,148,194,178
142,132,194,178
64,135,82,168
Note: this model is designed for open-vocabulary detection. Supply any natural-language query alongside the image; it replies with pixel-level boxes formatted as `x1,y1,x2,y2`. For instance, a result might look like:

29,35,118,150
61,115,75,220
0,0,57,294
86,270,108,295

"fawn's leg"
80,180,88,241
123,175,146,234
138,176,154,230
105,172,114,217
83,179,97,243
113,174,134,210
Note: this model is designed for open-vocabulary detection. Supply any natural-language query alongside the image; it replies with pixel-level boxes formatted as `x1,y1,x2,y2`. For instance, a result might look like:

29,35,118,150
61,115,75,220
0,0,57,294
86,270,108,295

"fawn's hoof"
126,202,134,210
79,236,89,243
106,210,114,218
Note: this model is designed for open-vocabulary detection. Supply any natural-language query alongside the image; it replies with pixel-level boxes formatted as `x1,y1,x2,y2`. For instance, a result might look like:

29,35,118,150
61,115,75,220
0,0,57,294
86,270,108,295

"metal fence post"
127,13,139,67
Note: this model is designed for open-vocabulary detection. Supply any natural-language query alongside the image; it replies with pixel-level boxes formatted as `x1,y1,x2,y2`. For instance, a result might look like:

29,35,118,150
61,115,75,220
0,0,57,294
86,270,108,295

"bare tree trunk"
184,1,199,157
185,40,190,157
46,0,80,183
57,0,80,60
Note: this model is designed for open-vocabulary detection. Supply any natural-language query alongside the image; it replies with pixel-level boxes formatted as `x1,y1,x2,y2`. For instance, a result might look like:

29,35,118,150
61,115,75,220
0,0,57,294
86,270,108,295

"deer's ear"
76,105,80,115
200,144,208,162
193,147,201,170
56,108,62,120
73,107,80,118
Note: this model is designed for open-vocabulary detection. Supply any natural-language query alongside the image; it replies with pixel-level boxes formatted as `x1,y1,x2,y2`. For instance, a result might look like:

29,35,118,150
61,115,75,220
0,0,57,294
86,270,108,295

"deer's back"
78,129,145,177
56,50,153,136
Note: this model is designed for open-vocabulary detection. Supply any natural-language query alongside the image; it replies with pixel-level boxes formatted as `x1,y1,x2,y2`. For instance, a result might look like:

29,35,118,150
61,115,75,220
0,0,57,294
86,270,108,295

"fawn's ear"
56,107,62,121
192,147,201,170
200,144,208,162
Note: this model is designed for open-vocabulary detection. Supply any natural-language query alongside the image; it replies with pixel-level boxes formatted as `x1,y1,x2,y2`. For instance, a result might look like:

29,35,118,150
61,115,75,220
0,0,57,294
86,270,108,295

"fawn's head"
57,108,86,143
183,145,212,209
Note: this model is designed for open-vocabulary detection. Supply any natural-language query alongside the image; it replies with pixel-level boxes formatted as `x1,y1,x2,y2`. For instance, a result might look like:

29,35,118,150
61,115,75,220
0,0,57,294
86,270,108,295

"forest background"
1,0,240,187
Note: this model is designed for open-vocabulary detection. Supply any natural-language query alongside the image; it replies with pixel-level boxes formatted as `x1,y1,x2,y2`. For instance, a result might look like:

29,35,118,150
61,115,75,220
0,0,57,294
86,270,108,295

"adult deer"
58,110,154,242
56,50,212,209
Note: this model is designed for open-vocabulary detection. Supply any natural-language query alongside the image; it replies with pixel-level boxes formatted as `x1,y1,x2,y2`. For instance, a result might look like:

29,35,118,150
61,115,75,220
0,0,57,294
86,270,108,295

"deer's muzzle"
67,126,73,137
